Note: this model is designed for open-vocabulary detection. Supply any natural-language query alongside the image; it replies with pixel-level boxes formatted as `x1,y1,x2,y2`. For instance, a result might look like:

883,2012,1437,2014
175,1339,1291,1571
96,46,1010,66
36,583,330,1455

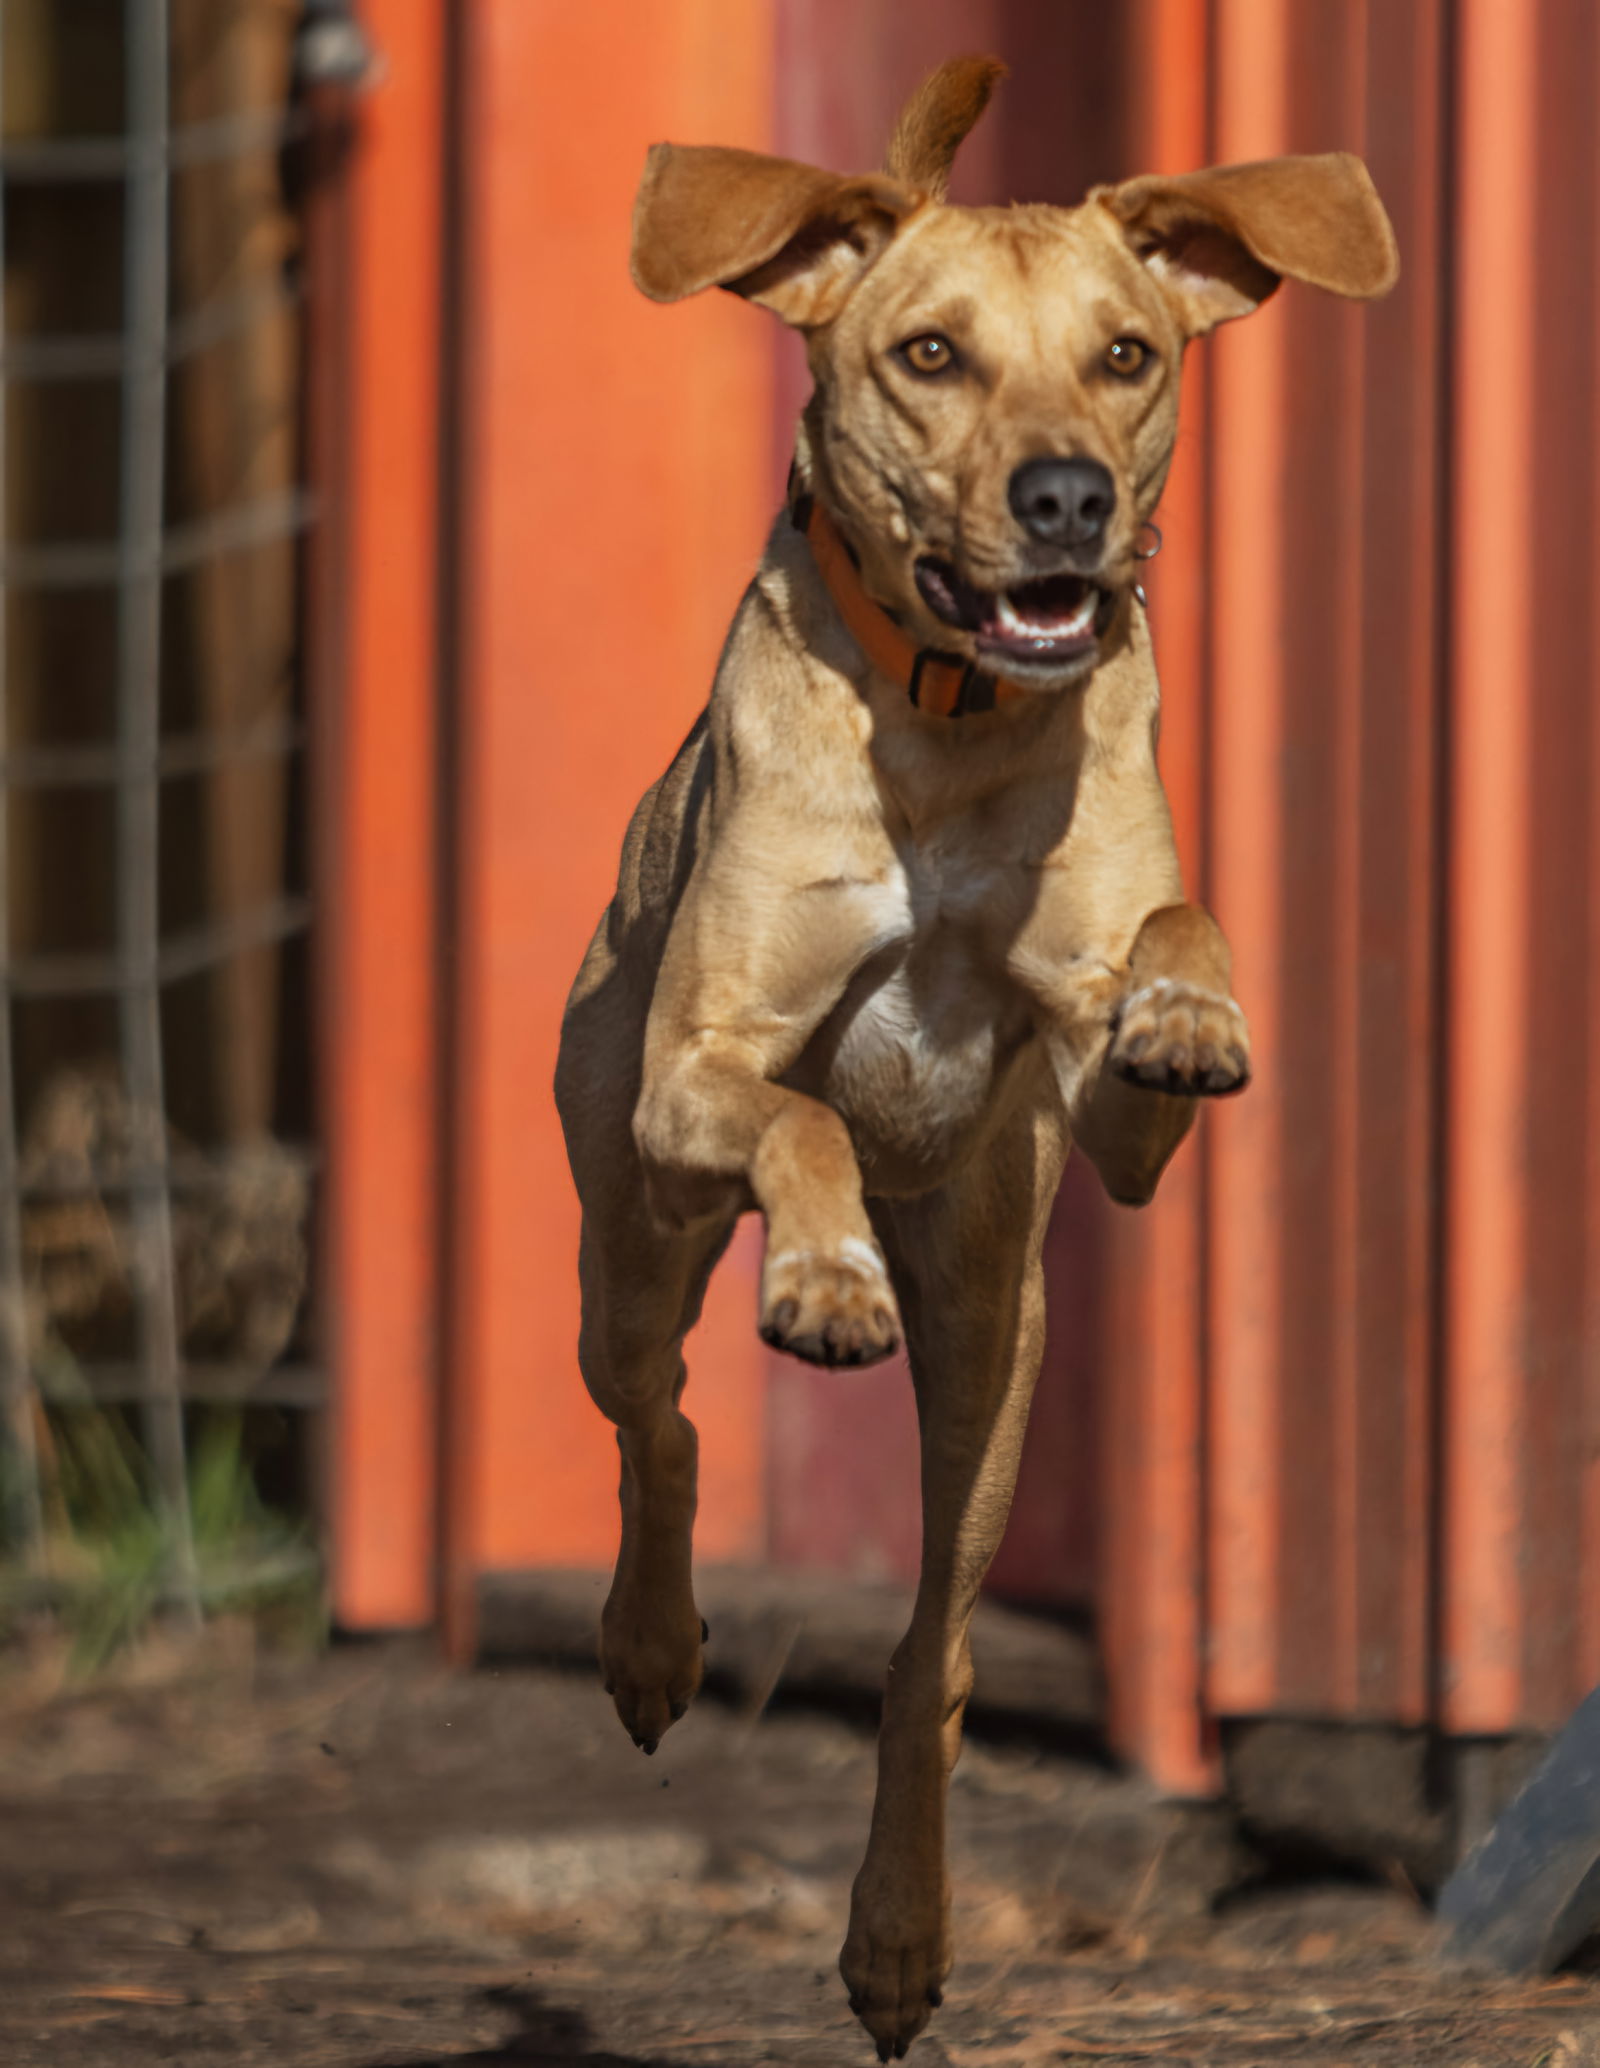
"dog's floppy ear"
884,54,1007,202
1095,152,1399,337
630,143,920,327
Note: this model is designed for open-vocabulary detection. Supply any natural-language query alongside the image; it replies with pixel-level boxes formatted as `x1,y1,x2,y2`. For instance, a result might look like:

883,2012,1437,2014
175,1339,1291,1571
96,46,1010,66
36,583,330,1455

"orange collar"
793,491,1028,719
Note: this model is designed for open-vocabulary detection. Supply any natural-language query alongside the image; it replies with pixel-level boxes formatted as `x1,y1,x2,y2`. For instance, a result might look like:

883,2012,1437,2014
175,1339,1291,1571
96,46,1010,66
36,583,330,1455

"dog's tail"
884,55,1007,203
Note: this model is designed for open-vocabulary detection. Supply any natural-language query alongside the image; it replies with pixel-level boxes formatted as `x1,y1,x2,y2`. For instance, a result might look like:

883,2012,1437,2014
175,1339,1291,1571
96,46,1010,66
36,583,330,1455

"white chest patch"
792,861,1037,1193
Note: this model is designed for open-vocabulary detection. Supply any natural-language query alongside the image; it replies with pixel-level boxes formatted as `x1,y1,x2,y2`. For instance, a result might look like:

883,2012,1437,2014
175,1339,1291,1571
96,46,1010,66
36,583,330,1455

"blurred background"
0,0,1594,1826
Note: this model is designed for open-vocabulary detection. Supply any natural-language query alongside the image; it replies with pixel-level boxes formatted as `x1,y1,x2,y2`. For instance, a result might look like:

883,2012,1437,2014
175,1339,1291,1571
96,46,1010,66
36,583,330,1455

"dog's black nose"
1007,456,1116,549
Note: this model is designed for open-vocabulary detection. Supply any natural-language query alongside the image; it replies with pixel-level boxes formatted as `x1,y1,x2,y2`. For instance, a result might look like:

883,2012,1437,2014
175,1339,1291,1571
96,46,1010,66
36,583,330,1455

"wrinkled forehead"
841,199,1177,353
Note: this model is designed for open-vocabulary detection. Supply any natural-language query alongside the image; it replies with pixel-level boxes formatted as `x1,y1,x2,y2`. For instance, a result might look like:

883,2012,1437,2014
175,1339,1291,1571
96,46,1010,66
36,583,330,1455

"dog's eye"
898,333,959,377
1105,337,1152,379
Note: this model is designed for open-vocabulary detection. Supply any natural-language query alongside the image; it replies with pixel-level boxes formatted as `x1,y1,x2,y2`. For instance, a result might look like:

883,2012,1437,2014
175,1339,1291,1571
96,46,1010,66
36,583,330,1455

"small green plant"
0,1399,324,1670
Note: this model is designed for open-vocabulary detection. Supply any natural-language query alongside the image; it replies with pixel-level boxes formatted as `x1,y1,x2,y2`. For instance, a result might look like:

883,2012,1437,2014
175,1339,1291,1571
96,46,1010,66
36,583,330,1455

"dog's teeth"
995,591,1030,635
995,586,1095,641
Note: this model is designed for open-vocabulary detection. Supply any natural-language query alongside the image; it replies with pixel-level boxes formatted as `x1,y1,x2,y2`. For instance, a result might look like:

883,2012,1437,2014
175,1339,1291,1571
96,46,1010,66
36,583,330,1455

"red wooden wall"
321,0,1600,1795
440,0,773,1652
1441,0,1600,1737
1195,0,1444,1760
318,0,446,1632
320,0,778,1646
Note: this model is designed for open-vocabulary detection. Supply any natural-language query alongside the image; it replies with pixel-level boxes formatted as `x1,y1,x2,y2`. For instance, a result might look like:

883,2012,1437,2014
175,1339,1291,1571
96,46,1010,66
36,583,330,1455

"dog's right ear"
630,144,920,327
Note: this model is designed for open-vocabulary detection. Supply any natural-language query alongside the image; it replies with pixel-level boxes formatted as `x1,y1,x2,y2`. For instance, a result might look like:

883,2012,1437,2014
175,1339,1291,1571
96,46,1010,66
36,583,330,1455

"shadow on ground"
372,1986,679,2068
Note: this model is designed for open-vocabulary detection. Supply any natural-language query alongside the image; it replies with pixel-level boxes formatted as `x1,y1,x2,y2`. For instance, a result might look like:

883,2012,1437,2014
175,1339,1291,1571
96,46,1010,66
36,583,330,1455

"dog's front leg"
840,1125,1064,2059
639,1047,901,1363
635,879,905,1367
1046,902,1251,1206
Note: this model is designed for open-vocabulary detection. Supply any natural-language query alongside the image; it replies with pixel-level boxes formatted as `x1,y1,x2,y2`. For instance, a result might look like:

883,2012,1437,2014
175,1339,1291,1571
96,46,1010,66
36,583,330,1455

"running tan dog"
557,56,1397,2060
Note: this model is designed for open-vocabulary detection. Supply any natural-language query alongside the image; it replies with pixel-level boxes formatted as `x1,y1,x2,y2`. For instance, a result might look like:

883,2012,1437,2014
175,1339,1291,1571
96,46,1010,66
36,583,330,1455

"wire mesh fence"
0,0,349,1632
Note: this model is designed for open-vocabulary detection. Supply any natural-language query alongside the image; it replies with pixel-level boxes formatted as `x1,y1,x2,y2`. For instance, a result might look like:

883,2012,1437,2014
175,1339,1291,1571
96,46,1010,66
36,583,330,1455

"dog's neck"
785,452,1030,722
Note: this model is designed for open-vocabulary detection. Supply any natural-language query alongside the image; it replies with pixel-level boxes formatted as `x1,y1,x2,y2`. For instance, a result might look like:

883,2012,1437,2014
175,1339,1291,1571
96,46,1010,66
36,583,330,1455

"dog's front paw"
759,1236,901,1368
841,1874,949,2061
1111,977,1250,1097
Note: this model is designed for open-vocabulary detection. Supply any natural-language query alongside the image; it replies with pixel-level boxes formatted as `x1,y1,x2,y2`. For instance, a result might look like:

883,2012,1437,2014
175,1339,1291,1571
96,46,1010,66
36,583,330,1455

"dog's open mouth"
914,556,1110,666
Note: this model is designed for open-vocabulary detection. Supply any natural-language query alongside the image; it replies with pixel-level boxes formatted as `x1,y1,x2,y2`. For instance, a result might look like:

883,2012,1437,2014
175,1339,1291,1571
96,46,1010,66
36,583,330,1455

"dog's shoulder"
698,517,887,800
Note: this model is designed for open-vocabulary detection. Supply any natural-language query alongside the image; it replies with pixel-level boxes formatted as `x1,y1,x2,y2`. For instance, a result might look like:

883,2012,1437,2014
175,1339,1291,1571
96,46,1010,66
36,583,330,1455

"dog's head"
631,57,1398,692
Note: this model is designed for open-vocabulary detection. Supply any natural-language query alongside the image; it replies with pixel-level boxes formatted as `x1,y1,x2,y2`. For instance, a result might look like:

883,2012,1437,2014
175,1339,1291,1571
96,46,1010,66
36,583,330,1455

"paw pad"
1111,978,1250,1098
759,1240,902,1368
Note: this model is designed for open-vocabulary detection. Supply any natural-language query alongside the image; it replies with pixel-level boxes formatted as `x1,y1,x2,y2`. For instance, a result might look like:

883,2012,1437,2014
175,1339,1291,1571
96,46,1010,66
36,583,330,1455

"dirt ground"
1,1636,1597,2068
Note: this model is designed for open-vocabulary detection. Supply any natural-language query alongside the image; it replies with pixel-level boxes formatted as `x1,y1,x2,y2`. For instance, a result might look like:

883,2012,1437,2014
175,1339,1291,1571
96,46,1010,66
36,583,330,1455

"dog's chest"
794,850,1038,1193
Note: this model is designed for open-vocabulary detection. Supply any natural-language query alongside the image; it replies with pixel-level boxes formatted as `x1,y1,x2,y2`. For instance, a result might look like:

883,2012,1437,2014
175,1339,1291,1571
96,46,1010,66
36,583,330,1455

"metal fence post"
119,0,199,1621
0,21,48,1577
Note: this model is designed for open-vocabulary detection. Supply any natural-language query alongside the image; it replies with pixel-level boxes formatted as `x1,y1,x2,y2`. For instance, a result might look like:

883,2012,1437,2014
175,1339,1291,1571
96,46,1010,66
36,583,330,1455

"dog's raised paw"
759,1237,902,1368
1110,976,1250,1097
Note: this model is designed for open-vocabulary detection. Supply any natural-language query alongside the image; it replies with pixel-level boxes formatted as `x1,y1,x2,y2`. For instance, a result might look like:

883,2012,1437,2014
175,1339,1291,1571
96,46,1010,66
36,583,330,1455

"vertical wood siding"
330,0,1600,1779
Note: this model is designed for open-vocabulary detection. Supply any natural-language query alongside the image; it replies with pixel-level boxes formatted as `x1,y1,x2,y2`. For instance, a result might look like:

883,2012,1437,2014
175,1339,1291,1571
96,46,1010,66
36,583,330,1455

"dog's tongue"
914,559,989,631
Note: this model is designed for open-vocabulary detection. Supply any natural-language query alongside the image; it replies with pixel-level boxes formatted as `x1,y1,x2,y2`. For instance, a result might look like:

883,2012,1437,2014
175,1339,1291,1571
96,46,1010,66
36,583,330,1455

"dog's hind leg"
560,958,735,1754
574,1184,736,1754
840,1102,1067,2060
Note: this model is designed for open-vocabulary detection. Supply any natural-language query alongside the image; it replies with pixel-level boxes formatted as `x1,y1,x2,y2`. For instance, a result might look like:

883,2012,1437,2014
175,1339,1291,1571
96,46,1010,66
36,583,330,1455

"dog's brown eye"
899,333,958,376
1106,337,1151,378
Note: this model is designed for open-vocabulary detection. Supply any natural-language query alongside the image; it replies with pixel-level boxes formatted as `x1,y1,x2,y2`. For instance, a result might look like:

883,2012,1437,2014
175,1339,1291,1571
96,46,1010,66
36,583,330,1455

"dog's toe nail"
873,1305,893,1334
634,1734,658,1756
894,2041,909,2059
926,1987,943,2008
669,1698,687,1722
700,1617,710,1643
771,1297,799,1336
877,2045,892,2064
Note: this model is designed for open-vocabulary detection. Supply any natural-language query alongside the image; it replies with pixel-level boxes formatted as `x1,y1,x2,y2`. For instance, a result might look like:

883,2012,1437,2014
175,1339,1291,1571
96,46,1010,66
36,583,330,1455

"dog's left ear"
1094,152,1399,337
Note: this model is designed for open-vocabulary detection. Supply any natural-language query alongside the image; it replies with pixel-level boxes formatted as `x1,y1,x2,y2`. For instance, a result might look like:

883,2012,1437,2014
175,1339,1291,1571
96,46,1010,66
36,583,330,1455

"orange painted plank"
1098,0,1216,1799
1351,0,1443,1726
1204,0,1289,1719
323,0,446,1631
1326,0,1369,1722
447,0,776,1638
1440,0,1537,1734
1585,7,1600,1702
